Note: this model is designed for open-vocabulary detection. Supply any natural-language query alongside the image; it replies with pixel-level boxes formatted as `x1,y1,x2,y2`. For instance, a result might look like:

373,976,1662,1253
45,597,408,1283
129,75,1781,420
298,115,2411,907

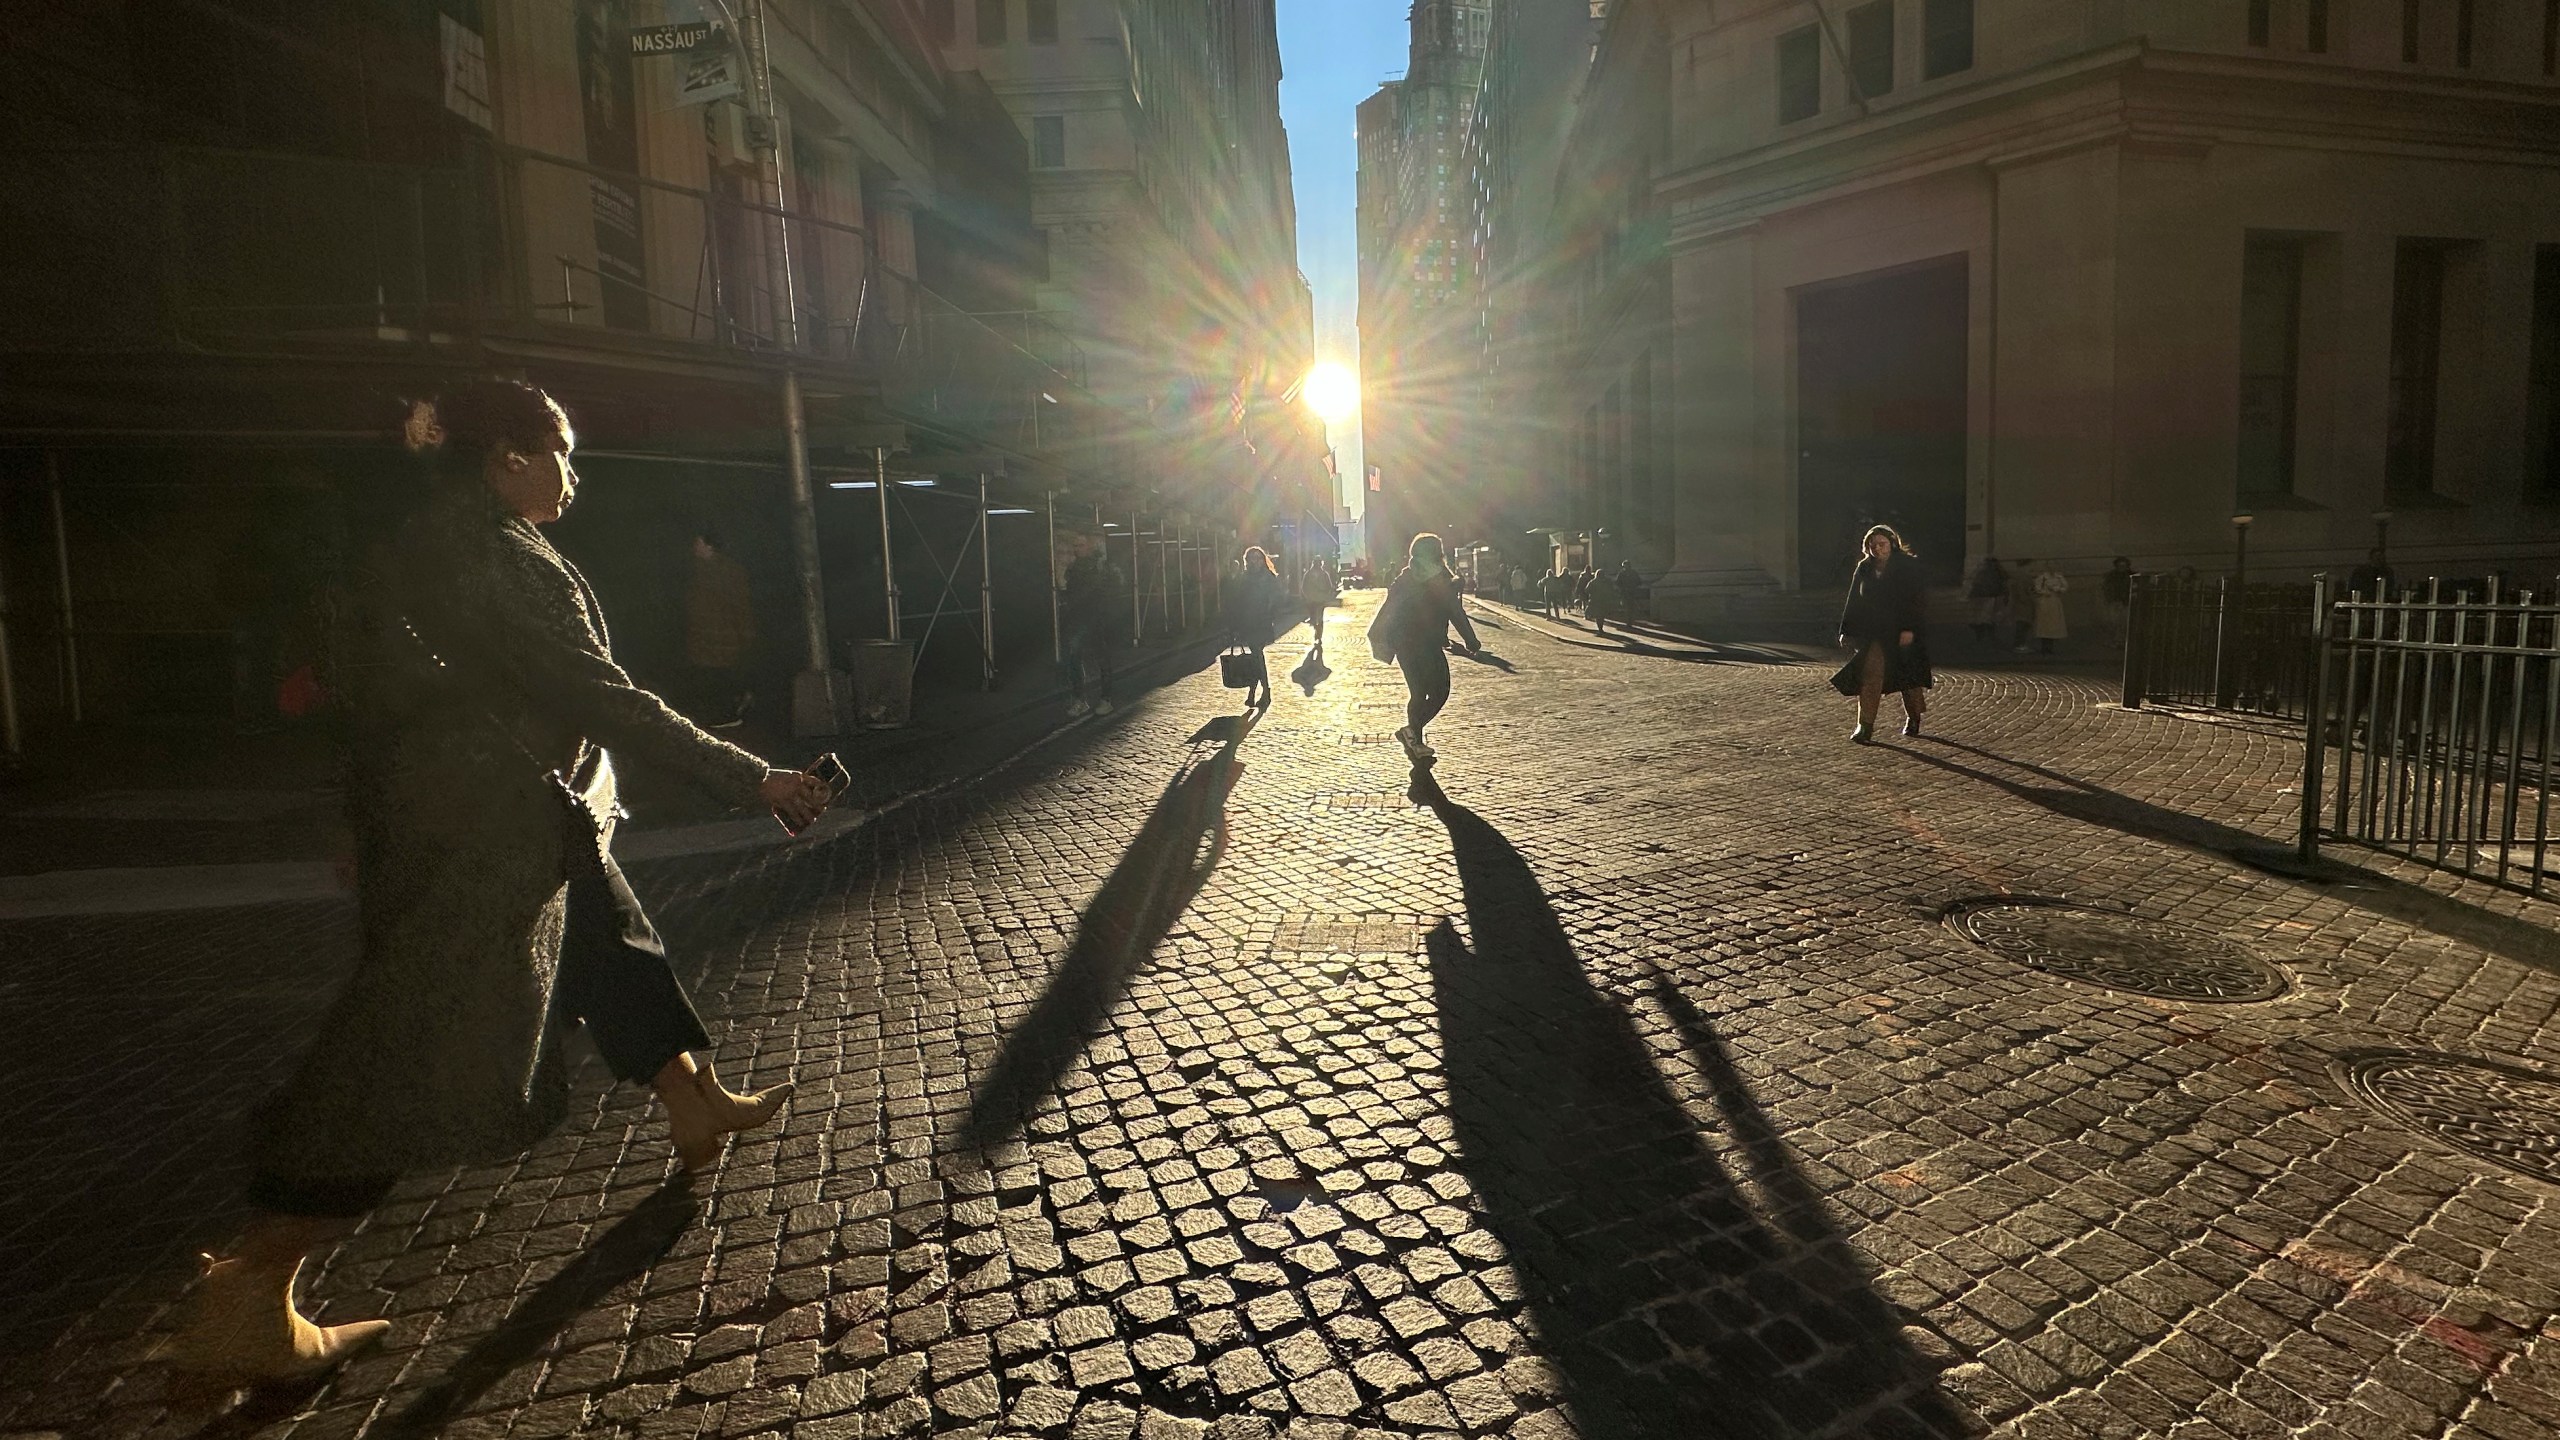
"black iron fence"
2121,575,2318,718
2300,578,2560,895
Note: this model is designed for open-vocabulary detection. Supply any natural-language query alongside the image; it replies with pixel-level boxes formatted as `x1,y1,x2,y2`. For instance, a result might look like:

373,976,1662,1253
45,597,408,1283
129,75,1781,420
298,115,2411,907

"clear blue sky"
1278,0,1410,518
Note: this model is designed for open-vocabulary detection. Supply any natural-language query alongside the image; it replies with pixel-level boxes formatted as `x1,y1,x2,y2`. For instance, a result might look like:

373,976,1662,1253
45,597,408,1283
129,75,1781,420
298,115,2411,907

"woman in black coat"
1830,524,1933,743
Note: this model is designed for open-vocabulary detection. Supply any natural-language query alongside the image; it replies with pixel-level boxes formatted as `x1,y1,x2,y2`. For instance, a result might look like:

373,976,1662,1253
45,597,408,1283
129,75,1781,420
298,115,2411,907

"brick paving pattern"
7,590,2560,1438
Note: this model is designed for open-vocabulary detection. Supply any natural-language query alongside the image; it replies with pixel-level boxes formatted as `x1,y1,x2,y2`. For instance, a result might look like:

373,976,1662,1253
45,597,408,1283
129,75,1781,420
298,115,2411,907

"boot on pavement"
658,1057,794,1173
166,1253,388,1398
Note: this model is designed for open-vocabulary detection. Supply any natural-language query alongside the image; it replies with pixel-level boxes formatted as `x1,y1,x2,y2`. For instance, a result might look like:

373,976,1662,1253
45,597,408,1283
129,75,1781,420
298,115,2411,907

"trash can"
843,639,915,728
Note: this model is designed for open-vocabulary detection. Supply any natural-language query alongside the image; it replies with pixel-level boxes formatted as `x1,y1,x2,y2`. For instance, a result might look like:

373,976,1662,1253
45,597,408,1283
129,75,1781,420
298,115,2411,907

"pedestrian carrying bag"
399,617,617,880
1219,647,1265,689
1367,584,1409,664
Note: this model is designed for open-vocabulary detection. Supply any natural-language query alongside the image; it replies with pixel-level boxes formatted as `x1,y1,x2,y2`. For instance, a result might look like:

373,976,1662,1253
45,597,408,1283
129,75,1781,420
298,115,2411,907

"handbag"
1219,647,1266,689
399,617,616,879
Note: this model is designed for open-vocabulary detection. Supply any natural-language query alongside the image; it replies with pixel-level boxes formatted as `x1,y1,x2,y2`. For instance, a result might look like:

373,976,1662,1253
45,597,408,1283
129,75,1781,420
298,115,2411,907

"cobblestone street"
10,590,2560,1440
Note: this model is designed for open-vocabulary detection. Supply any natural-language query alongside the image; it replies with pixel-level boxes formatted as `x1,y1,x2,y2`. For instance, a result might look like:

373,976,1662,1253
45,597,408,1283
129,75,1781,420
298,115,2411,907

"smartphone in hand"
778,753,853,837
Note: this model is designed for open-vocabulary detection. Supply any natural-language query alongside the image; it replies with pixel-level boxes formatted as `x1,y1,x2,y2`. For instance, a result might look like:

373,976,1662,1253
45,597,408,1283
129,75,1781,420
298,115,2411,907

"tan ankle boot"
663,1063,794,1173
167,1254,389,1392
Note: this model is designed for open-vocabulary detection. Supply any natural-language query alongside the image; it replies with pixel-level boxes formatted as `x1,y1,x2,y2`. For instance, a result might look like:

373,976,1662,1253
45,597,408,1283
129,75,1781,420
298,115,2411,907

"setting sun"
1301,361,1359,424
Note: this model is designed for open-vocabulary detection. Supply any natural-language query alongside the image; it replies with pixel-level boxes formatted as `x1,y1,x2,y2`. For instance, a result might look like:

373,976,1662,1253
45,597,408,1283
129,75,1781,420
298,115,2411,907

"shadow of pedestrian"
359,1180,697,1440
959,733,1245,1149
1407,771,1970,1438
1898,739,2560,978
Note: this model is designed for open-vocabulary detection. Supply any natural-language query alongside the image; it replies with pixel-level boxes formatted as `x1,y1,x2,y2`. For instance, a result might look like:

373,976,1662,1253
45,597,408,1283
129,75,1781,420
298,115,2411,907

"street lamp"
2232,512,2254,592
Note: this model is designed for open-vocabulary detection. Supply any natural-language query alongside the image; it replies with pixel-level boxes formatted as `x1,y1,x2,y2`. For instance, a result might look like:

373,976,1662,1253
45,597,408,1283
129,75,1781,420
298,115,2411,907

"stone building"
934,0,1328,556
1355,0,1492,569
1483,0,2560,624
0,0,1188,752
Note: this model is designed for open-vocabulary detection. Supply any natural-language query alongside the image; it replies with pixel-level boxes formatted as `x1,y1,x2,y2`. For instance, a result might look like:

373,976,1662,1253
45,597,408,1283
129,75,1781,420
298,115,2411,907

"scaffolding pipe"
1176,521,1189,631
48,453,78,725
1128,511,1142,647
978,472,995,691
876,447,899,641
0,485,20,762
1046,489,1061,664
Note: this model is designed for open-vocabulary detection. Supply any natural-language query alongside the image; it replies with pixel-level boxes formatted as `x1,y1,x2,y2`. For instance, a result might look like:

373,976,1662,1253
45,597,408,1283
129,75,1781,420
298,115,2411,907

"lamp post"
2372,508,2392,559
2231,512,2254,592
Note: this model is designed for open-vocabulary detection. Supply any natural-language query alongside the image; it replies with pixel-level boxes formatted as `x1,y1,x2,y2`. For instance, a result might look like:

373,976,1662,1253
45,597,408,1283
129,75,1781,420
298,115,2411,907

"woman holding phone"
166,380,836,1398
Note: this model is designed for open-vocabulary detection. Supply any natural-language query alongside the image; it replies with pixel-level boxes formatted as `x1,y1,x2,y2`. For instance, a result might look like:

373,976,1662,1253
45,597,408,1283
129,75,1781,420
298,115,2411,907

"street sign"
630,22,713,54
673,34,741,105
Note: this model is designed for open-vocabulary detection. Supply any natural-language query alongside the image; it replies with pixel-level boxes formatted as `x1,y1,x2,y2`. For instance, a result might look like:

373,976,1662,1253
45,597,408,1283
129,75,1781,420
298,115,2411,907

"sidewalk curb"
0,631,1239,920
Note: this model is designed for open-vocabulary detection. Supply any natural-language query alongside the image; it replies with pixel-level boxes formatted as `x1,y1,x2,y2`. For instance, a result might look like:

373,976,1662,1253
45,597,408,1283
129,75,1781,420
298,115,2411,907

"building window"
1923,0,1973,78
2237,234,2305,498
2309,0,2331,51
2547,0,2559,75
1031,114,1065,168
2386,241,2448,501
2403,0,2422,62
2248,0,2271,46
1027,0,1057,44
976,0,1006,45
1777,25,1820,122
929,0,955,44
2457,0,2476,65
2529,247,2560,499
1848,2,1894,98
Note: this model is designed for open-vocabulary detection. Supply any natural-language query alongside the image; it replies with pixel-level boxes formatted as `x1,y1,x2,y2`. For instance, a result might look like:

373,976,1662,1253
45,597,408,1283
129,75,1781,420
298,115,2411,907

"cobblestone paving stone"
9,591,2560,1438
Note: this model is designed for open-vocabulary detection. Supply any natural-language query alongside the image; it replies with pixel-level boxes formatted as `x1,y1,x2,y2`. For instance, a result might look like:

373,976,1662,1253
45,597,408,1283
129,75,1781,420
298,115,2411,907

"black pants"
1399,644,1452,736
247,865,707,1218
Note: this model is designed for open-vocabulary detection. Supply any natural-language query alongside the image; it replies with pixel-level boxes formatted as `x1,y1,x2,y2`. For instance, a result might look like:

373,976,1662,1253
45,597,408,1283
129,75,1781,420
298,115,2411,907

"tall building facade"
1355,0,1490,569
935,0,1327,556
1472,0,2560,627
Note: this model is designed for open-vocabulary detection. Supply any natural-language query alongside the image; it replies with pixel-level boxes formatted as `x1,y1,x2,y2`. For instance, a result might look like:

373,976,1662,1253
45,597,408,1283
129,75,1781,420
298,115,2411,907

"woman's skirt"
1829,636,1934,696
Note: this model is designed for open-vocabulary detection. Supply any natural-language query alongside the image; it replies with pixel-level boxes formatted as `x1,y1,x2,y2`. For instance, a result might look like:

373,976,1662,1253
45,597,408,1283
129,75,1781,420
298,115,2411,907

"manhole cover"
1943,898,2287,1002
2342,1050,2560,1186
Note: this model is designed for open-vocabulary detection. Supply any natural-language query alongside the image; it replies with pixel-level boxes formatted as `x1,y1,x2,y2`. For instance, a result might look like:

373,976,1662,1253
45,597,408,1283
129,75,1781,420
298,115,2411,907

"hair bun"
401,398,446,454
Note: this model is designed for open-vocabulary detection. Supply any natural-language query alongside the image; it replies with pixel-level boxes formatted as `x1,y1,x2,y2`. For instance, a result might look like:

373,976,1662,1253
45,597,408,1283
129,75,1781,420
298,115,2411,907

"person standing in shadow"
1831,524,1932,744
1371,532,1482,767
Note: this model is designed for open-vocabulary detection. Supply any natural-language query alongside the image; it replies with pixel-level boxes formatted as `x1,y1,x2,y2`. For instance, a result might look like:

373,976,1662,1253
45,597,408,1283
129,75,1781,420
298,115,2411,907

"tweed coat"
251,487,771,1186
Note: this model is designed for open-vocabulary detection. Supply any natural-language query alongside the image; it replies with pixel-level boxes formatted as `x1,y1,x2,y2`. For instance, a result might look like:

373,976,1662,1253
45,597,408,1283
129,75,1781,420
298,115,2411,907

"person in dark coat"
1372,532,1482,766
166,381,837,1398
1831,524,1933,743
1059,541,1124,717
1227,546,1286,709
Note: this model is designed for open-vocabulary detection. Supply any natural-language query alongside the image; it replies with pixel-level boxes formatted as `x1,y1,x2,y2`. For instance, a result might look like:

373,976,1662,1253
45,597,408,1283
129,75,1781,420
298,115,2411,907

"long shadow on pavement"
357,1181,698,1440
1407,770,1970,1439
959,727,1246,1149
1897,739,2560,977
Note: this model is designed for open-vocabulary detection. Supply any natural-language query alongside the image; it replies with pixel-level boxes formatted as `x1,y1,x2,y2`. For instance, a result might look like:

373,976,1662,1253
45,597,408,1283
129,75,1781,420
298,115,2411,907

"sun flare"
1302,361,1360,424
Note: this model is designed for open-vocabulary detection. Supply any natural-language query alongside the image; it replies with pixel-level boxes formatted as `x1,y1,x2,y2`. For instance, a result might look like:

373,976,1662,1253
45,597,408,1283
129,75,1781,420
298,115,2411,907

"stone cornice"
1661,42,2560,250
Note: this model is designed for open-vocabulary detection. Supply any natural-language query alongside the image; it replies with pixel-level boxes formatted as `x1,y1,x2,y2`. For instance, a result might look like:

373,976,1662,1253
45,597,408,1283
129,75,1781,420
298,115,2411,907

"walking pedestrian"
683,528,756,726
1368,532,1482,767
2008,559,2039,651
2033,563,2071,655
1300,556,1335,649
1831,524,1933,743
1227,546,1285,709
1966,555,2008,641
2101,556,2133,645
1059,540,1122,717
1612,559,1649,624
167,381,836,1399
1509,564,1529,606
